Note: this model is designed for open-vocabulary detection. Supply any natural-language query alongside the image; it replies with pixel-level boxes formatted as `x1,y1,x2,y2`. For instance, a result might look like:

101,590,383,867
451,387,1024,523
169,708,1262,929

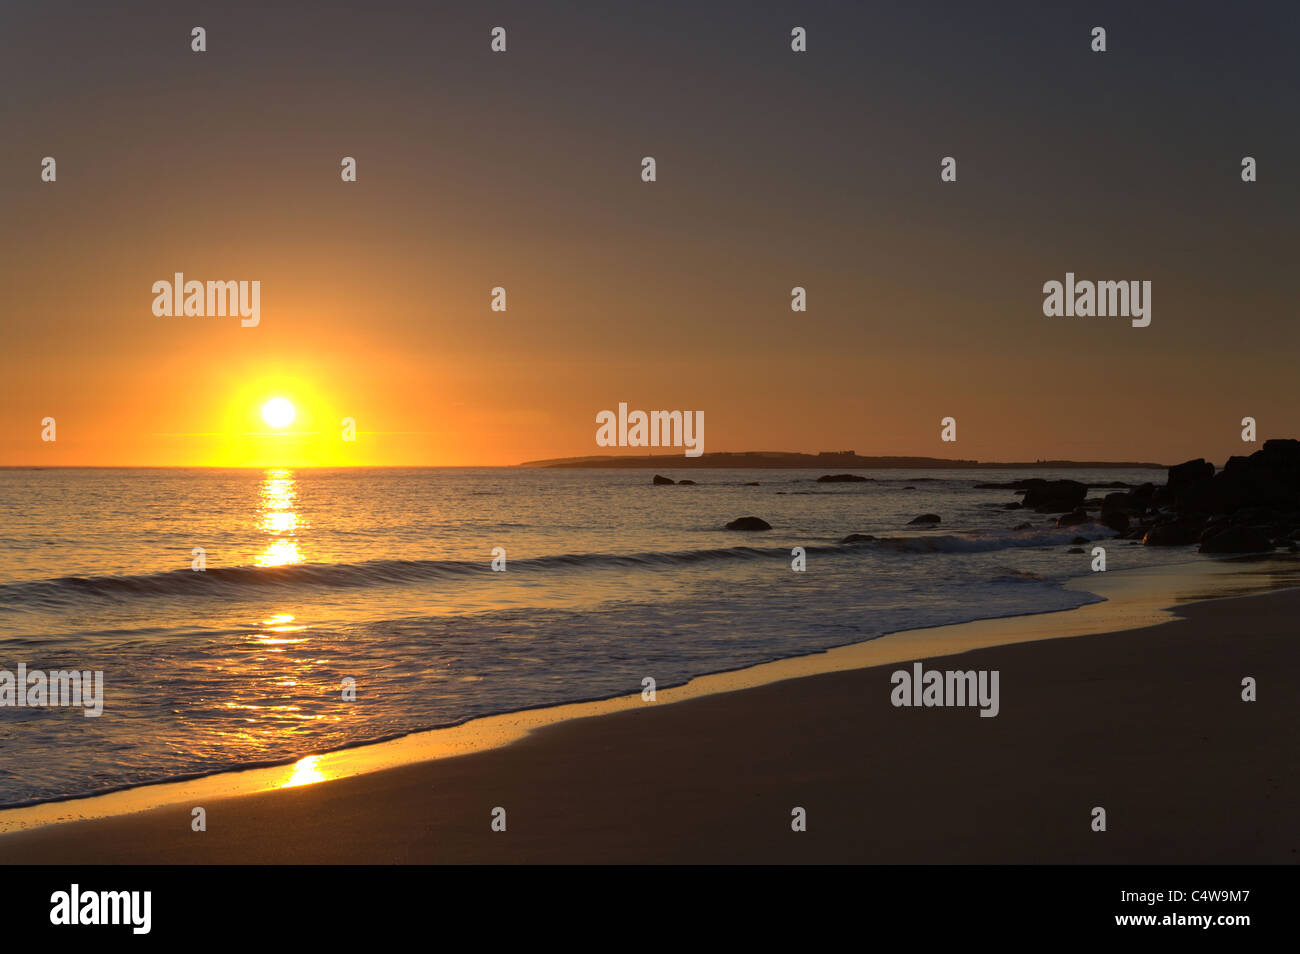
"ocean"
0,465,1195,806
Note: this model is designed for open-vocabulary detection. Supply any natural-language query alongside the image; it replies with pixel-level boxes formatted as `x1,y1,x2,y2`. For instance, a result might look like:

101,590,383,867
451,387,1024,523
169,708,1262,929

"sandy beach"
2,572,1295,865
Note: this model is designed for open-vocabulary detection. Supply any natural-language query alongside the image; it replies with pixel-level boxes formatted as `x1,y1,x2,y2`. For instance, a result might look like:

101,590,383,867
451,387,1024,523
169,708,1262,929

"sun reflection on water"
256,469,304,566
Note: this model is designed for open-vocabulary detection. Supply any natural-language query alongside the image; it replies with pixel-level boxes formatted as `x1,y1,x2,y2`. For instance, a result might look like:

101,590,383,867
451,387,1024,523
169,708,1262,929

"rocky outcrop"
1099,510,1130,532
1167,458,1214,493
1176,443,1300,514
994,440,1300,551
725,516,771,531
839,533,877,544
907,513,941,525
652,474,674,485
1199,526,1275,554
1020,479,1088,513
1142,522,1201,546
817,474,870,483
1099,492,1134,532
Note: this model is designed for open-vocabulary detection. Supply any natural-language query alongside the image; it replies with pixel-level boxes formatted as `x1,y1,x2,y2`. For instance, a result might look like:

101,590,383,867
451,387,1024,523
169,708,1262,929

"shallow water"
0,465,1199,805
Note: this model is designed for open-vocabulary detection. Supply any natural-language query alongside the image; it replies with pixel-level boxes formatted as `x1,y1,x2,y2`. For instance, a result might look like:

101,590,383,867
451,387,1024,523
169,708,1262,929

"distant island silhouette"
518,451,1167,469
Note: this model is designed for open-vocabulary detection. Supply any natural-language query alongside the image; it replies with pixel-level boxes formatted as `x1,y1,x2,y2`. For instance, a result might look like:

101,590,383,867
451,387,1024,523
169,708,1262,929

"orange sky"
2,3,1295,468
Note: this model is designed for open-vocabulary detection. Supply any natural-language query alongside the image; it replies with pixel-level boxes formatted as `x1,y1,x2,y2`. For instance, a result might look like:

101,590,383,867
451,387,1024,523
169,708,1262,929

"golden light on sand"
282,755,327,788
262,397,296,428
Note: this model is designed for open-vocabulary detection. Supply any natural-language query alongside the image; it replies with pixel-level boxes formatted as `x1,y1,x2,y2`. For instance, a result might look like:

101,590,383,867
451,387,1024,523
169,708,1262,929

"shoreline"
1,553,1296,847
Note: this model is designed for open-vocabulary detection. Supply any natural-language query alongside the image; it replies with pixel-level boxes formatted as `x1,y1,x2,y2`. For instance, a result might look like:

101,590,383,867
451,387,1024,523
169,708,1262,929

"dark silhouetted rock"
1021,479,1088,513
1056,509,1088,526
1174,442,1300,514
1013,522,1033,531
907,514,941,525
1198,526,1275,554
1071,536,1090,545
1101,492,1132,513
1067,547,1085,554
839,533,877,544
1143,522,1201,546
677,479,696,485
1168,458,1215,492
725,516,771,531
1230,506,1280,527
816,474,870,483
1199,519,1230,541
1100,489,1139,526
1099,509,1130,533
652,474,674,485
744,482,759,486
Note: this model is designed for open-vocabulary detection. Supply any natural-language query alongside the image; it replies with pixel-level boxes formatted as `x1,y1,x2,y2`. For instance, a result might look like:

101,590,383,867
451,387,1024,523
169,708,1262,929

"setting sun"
262,398,296,429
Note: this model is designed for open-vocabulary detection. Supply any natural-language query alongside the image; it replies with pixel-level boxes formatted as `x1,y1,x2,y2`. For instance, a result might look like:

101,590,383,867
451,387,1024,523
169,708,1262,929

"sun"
261,397,296,429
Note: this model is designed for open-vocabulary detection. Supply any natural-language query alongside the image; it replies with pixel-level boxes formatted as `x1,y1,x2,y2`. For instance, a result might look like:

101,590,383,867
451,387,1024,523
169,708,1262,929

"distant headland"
517,451,1167,470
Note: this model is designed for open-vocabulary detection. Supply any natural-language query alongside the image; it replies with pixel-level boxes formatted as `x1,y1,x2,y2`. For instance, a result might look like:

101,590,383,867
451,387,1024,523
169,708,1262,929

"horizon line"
0,454,1175,471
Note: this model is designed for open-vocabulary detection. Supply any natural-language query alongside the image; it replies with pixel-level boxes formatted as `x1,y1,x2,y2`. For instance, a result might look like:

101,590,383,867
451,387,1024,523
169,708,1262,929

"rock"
1143,522,1201,546
725,516,771,531
1021,479,1087,513
839,533,876,544
907,513,941,525
1230,506,1280,527
1099,492,1133,532
1167,458,1215,492
1177,456,1295,514
1067,547,1085,554
1199,519,1230,541
1198,526,1275,554
1013,522,1033,531
1100,510,1130,533
1228,439,1300,488
652,474,674,485
744,482,760,486
677,479,696,485
816,474,870,483
1070,536,1090,545
904,486,916,490
1101,491,1133,514
1056,509,1088,527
